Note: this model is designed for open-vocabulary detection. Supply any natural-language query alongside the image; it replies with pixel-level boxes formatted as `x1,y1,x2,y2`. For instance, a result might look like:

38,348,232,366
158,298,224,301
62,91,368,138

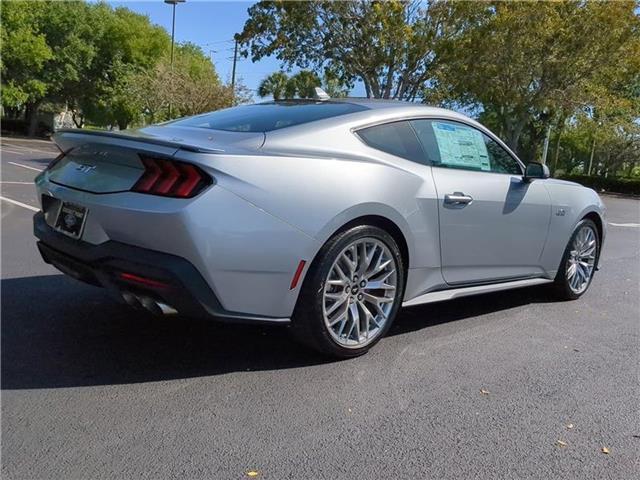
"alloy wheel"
322,238,398,348
566,225,597,294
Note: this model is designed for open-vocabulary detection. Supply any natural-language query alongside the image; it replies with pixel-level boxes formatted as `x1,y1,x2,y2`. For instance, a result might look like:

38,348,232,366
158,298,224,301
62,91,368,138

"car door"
410,119,552,285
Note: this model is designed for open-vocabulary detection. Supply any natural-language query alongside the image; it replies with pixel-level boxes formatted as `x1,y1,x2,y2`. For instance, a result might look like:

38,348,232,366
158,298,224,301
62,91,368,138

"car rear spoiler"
53,129,224,154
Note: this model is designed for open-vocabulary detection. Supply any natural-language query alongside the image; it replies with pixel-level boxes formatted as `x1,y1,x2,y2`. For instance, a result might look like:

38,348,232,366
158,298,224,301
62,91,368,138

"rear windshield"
171,101,368,133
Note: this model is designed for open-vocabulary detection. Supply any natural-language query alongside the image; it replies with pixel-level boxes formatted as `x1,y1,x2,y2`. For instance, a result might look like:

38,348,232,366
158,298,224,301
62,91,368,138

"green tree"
288,71,321,98
1,0,98,135
81,60,144,130
80,4,170,129
257,70,346,99
170,43,229,117
321,71,349,98
258,72,289,99
0,2,52,114
432,1,639,159
1,1,172,133
238,0,459,100
127,42,236,123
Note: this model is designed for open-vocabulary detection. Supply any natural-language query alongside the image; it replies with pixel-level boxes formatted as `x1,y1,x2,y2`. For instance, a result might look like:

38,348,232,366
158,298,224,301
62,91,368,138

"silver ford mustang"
34,98,606,357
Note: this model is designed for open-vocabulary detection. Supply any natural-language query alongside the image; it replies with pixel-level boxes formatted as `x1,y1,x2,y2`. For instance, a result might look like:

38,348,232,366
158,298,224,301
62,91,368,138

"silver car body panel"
36,100,606,321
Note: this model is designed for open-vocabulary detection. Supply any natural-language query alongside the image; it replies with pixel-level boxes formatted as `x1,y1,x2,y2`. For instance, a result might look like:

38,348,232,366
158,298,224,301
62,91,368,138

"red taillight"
135,157,162,191
132,156,212,198
173,163,202,197
118,272,170,289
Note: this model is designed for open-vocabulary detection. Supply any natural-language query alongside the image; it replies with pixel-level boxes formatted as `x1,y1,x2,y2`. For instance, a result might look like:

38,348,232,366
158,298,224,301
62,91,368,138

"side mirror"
524,162,550,182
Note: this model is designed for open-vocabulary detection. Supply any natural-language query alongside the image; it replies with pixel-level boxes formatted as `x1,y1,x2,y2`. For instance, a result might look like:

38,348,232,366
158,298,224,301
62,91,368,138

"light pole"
164,0,185,118
231,38,238,105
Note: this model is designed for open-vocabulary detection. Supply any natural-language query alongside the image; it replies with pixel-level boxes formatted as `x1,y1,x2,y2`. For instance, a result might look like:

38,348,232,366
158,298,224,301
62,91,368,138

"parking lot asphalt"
1,137,639,479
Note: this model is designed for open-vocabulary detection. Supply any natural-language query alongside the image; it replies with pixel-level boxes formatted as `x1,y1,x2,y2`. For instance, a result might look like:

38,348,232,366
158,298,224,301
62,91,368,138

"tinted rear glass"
171,101,368,132
357,121,425,163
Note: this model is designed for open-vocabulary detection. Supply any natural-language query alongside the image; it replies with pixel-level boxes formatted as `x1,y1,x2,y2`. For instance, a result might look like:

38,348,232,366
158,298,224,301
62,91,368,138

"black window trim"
352,116,525,175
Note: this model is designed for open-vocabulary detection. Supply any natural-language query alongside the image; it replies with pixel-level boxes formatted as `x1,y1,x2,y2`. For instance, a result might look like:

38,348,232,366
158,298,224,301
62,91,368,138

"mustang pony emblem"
63,213,77,228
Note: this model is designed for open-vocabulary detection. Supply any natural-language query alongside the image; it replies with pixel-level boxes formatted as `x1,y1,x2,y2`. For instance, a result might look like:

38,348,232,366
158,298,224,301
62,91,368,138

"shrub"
556,174,640,196
1,118,51,137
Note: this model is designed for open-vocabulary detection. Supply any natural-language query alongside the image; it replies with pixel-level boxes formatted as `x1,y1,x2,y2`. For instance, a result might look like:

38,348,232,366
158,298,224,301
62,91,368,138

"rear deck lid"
47,126,265,194
47,142,147,193
48,143,151,193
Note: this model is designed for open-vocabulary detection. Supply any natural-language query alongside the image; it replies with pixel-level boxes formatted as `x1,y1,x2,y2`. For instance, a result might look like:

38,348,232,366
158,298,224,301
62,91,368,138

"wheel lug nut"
360,281,366,287
357,294,363,301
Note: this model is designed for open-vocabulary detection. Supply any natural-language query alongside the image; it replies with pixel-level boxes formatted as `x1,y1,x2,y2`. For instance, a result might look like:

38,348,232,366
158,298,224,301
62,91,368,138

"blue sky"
105,0,365,99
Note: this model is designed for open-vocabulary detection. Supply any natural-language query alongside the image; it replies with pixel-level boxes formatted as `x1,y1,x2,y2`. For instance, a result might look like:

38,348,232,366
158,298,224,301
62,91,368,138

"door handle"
444,192,473,205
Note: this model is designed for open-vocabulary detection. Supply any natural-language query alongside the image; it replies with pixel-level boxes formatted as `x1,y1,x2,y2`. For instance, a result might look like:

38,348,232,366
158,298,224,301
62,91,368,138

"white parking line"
2,148,26,155
1,143,57,155
0,195,39,212
609,222,640,228
7,161,43,172
1,181,34,185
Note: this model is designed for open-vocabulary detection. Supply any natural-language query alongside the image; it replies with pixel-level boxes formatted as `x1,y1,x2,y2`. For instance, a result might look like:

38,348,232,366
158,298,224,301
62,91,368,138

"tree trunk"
6,107,20,119
503,115,527,155
587,137,596,175
361,75,371,98
553,127,562,173
72,110,84,128
117,120,128,131
541,124,551,164
369,75,382,98
382,58,395,99
25,101,41,137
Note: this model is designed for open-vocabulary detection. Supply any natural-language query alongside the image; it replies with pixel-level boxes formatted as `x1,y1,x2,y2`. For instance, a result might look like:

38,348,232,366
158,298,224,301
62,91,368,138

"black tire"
291,225,405,358
553,218,600,300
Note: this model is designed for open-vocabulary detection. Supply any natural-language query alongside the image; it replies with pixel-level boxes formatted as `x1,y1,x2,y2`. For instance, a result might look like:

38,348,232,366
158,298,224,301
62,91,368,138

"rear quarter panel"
175,125,441,273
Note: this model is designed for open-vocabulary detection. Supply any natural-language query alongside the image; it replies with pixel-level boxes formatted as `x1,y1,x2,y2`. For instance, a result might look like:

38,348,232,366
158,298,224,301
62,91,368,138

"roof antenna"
313,87,331,101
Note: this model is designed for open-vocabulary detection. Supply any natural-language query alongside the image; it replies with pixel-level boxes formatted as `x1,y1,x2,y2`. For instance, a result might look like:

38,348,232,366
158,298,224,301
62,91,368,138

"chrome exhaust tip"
156,301,178,315
122,291,142,309
139,295,178,316
121,292,178,316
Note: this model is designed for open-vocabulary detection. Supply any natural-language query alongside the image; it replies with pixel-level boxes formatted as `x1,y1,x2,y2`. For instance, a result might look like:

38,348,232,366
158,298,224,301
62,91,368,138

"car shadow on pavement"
1,274,560,390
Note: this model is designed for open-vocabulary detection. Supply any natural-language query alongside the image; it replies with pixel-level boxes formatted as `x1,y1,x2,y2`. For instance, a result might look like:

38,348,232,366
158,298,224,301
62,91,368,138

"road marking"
1,148,26,155
1,143,57,155
609,222,640,228
7,161,43,172
0,195,39,212
1,181,34,185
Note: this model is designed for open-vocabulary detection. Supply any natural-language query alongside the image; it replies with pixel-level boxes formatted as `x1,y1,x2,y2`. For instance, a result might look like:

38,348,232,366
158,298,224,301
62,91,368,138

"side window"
485,137,522,174
411,119,521,175
357,121,425,163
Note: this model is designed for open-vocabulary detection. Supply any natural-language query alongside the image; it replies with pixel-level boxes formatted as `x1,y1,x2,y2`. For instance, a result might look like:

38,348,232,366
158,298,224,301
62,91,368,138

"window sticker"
432,122,490,171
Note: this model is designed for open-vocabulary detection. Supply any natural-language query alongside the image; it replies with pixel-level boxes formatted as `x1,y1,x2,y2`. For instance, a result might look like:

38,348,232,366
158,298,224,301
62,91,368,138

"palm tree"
258,70,344,99
322,71,349,98
288,71,321,98
257,72,289,100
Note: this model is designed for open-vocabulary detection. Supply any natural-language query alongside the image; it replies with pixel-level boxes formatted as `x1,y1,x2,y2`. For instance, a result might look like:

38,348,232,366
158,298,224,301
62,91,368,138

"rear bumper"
34,212,290,323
